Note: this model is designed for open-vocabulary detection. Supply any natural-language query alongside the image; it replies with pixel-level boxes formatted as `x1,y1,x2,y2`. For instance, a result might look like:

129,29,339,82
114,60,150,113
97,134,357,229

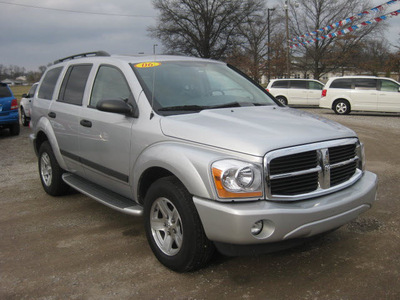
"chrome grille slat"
264,138,362,201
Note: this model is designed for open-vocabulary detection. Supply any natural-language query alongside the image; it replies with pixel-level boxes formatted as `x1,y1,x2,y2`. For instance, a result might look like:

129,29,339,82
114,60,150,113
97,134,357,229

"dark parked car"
0,83,20,135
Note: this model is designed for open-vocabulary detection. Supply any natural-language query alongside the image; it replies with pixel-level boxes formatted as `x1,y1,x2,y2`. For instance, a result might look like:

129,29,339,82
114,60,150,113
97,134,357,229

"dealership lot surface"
1,108,399,299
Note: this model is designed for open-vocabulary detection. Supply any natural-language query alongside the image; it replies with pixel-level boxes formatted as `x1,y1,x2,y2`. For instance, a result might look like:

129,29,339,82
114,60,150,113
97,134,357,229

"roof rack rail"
54,51,110,64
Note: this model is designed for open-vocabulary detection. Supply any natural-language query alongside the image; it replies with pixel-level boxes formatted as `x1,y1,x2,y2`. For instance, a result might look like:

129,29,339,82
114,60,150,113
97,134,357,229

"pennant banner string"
291,0,399,43
290,9,400,48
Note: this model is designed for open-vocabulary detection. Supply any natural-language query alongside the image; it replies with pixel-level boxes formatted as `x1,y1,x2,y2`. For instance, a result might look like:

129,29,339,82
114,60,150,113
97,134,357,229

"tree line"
0,64,46,83
150,0,400,82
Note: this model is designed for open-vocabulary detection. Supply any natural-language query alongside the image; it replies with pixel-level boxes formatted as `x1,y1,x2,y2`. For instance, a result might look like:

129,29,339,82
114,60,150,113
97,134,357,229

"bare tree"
287,0,384,79
149,0,263,59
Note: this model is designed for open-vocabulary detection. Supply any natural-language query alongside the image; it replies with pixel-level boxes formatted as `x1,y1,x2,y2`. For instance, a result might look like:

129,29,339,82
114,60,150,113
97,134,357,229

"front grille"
265,139,362,201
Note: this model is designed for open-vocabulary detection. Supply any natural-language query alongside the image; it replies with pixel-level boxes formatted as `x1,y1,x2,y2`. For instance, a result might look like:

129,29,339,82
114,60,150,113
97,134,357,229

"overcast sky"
0,0,399,71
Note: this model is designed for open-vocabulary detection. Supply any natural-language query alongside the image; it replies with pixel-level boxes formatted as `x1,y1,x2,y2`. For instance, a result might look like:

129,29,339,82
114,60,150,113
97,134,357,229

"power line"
0,1,155,18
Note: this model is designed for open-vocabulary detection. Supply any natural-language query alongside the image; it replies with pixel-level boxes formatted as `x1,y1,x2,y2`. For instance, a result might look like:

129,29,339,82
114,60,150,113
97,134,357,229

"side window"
309,81,323,90
354,78,377,90
272,80,289,88
380,80,399,92
90,65,132,108
290,80,307,89
28,84,38,98
58,64,92,105
38,67,63,100
330,79,352,89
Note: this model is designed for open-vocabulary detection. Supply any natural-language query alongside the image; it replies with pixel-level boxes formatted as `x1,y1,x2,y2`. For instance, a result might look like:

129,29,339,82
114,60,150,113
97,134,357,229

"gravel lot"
1,108,399,299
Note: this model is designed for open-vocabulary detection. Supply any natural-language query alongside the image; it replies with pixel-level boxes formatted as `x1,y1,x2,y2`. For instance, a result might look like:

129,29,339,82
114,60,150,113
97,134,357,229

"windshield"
132,61,277,115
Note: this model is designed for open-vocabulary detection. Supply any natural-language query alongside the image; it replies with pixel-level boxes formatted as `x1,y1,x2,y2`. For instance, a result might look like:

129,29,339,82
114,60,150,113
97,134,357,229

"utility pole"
284,1,290,78
267,8,275,83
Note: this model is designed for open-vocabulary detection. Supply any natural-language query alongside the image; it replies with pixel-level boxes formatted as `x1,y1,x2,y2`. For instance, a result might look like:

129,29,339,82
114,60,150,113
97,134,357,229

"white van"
320,76,400,114
266,79,324,106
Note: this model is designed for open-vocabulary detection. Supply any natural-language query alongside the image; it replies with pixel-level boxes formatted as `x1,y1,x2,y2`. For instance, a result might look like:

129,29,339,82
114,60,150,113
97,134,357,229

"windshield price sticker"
134,62,161,68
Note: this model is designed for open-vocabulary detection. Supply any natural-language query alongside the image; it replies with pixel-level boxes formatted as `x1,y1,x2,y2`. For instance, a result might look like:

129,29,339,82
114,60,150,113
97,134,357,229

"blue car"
0,83,20,135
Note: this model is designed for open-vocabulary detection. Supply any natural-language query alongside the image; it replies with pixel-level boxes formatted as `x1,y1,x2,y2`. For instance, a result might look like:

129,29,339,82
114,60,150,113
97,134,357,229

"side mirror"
97,99,139,118
22,93,28,98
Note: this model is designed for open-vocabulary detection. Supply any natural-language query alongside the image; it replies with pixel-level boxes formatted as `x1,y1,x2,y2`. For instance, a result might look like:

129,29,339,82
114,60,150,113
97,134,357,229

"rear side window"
354,78,377,90
290,80,307,89
38,67,63,99
58,64,92,105
271,80,289,88
330,79,352,89
0,85,12,98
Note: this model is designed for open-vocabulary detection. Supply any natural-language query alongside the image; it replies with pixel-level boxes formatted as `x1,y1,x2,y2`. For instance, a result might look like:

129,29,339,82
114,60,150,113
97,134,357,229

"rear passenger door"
49,64,92,176
307,81,324,105
288,80,307,105
351,78,378,111
378,79,400,112
78,64,135,198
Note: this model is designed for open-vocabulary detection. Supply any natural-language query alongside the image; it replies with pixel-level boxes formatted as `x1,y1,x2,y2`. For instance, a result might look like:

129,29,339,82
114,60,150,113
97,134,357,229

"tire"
9,123,20,136
20,107,29,126
276,96,288,106
333,100,351,115
38,141,69,196
144,176,214,272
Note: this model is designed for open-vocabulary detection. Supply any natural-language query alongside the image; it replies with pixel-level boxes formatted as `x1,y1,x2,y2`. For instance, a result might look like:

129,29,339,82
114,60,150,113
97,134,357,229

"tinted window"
330,79,352,89
290,80,307,89
309,81,323,90
0,85,12,98
271,80,289,88
90,65,132,107
58,64,92,105
27,83,38,98
380,79,399,92
38,67,63,99
354,78,377,90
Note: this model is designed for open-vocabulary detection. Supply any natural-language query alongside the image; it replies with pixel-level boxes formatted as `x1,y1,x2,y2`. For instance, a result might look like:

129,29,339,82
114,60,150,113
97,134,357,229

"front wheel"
144,177,214,272
334,100,351,115
20,107,29,126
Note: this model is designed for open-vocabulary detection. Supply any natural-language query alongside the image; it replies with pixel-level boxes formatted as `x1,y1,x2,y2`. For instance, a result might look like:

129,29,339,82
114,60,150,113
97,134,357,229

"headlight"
356,142,365,171
212,160,263,199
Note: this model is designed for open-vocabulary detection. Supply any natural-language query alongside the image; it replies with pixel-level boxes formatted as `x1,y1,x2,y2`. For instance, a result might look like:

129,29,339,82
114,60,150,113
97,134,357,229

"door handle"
80,119,92,128
48,112,56,118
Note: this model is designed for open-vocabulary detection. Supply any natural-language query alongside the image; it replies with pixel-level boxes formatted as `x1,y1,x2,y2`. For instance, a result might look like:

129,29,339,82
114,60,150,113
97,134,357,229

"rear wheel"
38,141,69,196
275,96,288,106
333,100,351,115
144,176,214,272
9,123,20,136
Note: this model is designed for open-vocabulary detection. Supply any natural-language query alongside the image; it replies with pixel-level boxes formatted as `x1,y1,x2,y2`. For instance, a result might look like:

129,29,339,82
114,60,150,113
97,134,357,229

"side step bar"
62,173,143,216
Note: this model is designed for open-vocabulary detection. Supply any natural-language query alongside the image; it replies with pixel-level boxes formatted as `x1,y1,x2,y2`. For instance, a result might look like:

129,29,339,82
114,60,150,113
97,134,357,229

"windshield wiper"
158,105,207,112
158,102,268,112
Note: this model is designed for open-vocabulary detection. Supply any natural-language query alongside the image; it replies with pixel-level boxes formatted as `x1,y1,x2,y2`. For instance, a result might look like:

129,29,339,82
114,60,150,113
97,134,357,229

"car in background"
0,82,20,135
20,82,38,126
320,76,400,114
266,79,324,106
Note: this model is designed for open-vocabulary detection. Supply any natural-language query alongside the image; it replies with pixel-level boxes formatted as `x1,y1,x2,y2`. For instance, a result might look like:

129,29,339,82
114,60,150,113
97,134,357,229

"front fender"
33,116,68,170
133,142,245,201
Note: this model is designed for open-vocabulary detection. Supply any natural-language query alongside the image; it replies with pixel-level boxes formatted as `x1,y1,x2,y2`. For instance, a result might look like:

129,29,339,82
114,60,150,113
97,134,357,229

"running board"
62,173,143,216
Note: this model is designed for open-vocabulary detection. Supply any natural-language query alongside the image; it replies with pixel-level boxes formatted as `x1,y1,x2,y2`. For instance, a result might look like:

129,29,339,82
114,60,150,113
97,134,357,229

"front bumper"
194,171,377,245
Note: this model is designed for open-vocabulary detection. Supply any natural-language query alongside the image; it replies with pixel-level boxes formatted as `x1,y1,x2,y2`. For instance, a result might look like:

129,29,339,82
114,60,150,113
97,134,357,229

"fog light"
251,220,264,236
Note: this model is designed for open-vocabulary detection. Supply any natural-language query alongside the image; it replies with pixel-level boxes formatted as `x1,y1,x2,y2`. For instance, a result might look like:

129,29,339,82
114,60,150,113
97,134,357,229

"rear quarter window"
38,67,63,100
330,79,352,89
271,80,289,88
290,80,307,89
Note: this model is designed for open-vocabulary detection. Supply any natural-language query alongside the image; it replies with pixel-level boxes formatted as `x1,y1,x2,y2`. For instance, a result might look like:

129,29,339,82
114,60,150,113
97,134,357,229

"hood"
160,106,356,156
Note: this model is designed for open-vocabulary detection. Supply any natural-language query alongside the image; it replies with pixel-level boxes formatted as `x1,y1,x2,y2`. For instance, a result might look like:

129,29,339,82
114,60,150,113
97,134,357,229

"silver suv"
30,51,378,272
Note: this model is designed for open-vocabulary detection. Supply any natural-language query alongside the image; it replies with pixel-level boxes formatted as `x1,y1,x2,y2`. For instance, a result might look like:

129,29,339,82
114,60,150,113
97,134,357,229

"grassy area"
10,85,32,104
